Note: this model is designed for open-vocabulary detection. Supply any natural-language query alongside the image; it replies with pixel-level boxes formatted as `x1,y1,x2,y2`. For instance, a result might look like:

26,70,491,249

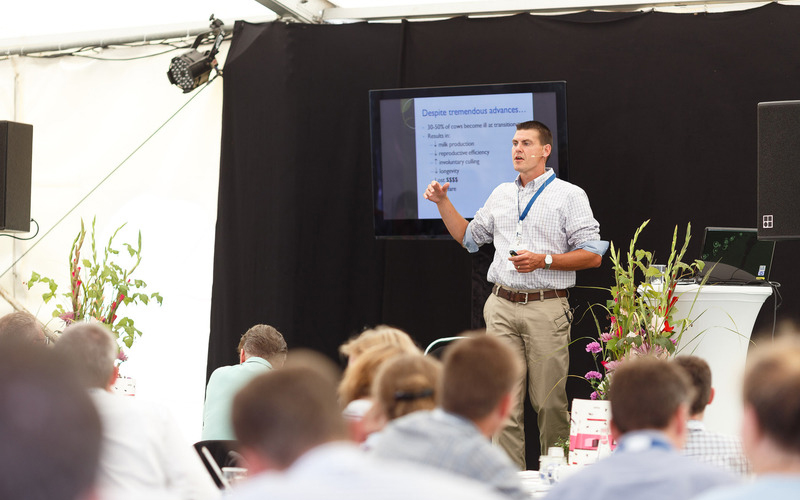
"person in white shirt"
55,323,219,500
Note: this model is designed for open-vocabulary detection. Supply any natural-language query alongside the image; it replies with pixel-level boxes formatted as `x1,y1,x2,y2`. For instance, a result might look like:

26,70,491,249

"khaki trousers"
484,290,571,470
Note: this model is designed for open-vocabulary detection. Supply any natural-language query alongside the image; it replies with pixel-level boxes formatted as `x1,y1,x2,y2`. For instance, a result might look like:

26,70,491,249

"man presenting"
424,120,607,469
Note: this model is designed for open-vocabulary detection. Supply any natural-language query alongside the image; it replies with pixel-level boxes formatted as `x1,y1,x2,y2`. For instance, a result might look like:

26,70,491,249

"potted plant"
27,217,163,357
583,220,705,400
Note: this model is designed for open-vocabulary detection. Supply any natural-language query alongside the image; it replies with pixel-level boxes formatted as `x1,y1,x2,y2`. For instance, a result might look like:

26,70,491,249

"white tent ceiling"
3,0,786,55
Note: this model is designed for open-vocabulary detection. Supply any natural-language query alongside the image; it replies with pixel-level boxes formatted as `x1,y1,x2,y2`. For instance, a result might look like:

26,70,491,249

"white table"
670,284,772,435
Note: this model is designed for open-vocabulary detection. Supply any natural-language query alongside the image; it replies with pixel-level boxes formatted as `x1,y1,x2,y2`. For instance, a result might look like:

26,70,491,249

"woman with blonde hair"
338,325,418,365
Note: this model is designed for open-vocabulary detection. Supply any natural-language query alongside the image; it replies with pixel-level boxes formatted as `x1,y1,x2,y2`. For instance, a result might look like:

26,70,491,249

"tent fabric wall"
0,44,226,442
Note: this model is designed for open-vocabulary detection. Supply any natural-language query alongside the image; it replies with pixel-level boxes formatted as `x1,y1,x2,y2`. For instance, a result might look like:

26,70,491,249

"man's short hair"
237,324,287,364
743,336,800,454
516,120,553,147
232,352,347,469
673,356,713,415
0,344,102,500
441,333,521,421
53,323,117,389
0,311,45,345
609,357,694,434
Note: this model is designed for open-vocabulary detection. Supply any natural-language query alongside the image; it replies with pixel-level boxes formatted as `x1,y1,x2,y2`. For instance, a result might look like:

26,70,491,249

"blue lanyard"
519,173,555,222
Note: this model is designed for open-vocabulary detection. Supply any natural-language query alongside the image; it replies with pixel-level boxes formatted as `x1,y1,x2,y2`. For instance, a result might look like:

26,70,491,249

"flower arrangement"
584,220,705,400
27,218,162,353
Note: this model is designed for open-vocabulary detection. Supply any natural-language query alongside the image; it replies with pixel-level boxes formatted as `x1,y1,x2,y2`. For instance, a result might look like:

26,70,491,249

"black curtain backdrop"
210,3,800,462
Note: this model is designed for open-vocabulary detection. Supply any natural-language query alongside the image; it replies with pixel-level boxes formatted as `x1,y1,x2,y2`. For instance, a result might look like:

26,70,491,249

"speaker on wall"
758,101,800,241
0,121,33,233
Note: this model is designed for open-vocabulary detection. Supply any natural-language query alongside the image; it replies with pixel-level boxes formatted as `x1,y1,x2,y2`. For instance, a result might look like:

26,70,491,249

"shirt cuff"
578,240,609,256
462,222,479,253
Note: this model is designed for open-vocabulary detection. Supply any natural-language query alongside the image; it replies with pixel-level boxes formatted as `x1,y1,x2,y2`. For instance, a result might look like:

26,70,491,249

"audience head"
741,336,800,468
372,354,442,422
232,350,347,471
338,343,414,406
441,333,521,426
673,355,713,417
237,324,288,367
339,325,418,365
609,357,694,444
0,344,102,500
0,311,46,345
54,322,117,390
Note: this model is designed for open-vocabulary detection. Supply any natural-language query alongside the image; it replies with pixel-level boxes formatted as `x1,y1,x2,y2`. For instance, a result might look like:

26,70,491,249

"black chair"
193,440,242,489
424,336,468,359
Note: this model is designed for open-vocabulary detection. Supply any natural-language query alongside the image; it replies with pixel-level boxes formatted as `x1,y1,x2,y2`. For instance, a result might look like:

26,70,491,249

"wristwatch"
544,254,553,270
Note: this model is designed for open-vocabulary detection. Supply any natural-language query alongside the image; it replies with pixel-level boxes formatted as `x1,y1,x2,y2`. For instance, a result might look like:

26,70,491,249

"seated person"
361,353,442,447
674,355,750,475
228,350,508,500
202,324,287,440
695,336,800,500
338,342,420,441
55,323,219,500
370,334,529,500
545,357,734,500
0,343,102,500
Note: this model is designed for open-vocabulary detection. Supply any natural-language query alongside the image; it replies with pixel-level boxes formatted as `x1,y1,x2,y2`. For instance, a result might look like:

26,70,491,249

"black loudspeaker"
758,101,800,241
0,121,33,233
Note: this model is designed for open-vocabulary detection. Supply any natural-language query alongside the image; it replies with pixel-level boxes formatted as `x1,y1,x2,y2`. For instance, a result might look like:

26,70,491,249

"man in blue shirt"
546,357,734,500
202,324,287,440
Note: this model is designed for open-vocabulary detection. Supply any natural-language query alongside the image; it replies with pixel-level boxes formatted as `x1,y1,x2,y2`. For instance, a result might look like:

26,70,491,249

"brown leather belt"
492,284,568,304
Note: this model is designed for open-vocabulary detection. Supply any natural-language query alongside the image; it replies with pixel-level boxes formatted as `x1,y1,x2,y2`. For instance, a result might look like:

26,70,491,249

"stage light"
168,50,214,93
167,16,225,93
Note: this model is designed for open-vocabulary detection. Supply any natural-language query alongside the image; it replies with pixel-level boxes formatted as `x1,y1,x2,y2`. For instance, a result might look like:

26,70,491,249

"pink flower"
600,332,613,342
585,341,602,354
59,312,75,325
602,360,622,372
590,391,599,400
585,370,603,380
